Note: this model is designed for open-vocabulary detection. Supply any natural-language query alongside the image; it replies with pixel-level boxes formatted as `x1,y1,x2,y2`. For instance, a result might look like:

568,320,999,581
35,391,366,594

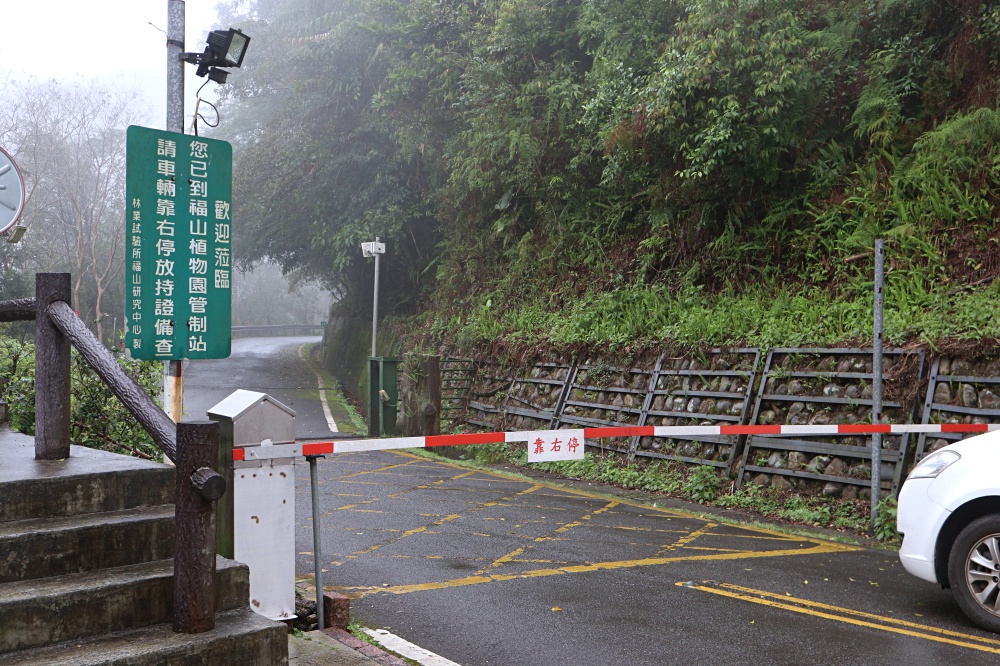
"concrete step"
0,557,251,654
0,608,288,666
0,504,175,583
0,434,175,523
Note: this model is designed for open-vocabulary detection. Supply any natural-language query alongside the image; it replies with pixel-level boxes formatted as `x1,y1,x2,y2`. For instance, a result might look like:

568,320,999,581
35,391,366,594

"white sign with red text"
526,429,586,463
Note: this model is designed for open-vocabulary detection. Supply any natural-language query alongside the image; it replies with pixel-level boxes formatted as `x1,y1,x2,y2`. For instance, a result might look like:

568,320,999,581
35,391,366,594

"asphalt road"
183,335,341,439
185,337,1000,665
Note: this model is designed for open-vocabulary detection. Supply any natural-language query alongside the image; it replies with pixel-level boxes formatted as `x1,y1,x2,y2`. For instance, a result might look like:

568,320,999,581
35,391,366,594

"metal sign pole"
371,236,380,357
871,239,885,528
165,0,186,427
308,455,325,630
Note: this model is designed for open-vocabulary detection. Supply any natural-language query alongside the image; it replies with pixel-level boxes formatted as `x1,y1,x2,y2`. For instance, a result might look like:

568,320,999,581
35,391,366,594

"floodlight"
206,29,250,68
180,28,251,80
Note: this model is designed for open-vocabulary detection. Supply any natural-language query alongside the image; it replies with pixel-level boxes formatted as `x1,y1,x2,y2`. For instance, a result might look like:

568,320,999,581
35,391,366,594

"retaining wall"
440,347,1000,497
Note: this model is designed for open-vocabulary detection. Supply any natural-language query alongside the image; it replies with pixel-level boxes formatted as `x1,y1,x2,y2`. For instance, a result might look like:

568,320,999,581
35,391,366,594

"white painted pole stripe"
233,423,1000,461
653,426,721,437
334,436,428,453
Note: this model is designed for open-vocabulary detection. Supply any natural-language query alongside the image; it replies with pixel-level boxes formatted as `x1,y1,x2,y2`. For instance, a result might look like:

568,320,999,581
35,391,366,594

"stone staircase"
0,430,288,665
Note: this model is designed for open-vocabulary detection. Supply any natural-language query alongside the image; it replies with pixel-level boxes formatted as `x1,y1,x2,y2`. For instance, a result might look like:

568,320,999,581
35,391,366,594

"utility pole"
371,236,381,356
361,237,385,356
165,0,186,426
871,239,885,529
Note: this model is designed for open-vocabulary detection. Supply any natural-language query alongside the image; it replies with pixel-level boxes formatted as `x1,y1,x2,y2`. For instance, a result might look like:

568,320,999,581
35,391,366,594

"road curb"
320,628,410,666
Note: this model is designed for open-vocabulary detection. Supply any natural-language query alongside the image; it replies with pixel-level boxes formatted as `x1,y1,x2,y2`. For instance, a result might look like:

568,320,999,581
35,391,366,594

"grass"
303,343,368,434
427,270,1000,351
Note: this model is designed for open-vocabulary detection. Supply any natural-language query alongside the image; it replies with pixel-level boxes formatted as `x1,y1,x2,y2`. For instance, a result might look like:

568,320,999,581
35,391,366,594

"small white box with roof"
208,390,297,621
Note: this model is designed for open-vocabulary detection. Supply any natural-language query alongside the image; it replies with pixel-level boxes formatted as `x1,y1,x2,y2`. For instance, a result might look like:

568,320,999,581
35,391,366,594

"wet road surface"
303,451,1000,665
185,337,1000,665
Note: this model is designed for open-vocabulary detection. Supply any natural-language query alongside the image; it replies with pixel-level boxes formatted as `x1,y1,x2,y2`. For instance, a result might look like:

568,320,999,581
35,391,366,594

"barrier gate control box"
208,390,296,621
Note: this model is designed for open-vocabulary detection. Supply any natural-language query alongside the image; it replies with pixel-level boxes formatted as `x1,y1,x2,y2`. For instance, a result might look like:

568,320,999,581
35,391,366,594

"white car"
897,431,1000,632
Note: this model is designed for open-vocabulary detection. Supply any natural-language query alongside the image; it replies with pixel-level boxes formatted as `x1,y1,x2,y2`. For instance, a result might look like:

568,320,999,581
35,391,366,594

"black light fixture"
180,28,251,84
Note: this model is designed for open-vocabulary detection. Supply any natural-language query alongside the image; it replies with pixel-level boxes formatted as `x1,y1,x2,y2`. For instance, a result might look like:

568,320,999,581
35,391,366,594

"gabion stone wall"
736,348,922,500
440,345,1000,494
629,349,759,470
915,355,1000,460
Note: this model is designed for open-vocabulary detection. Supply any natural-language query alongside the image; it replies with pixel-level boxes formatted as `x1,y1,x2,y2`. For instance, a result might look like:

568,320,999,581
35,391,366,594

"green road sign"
125,126,232,360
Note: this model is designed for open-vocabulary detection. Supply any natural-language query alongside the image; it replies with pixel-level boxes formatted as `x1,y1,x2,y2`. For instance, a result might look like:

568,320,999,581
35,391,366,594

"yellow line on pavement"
717,582,1000,646
385,450,846,549
339,470,478,510
657,522,717,556
338,484,543,562
334,541,849,598
476,500,619,575
338,459,422,479
337,498,380,511
681,581,1000,654
385,470,479,498
476,547,527,575
536,501,619,542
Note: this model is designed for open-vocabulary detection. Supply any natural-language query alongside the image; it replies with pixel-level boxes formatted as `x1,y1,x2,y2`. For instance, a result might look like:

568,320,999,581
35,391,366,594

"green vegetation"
873,497,901,543
307,343,369,434
0,334,162,459
347,623,379,647
219,0,1000,354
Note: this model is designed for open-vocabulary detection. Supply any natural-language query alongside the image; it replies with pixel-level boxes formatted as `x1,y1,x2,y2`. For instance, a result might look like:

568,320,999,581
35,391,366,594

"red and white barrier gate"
235,423,1000,463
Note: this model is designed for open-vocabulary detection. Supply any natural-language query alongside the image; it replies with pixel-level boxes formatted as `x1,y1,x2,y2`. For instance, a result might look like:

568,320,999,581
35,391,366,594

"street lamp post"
164,0,186,426
361,238,386,356
163,1,252,427
362,238,386,437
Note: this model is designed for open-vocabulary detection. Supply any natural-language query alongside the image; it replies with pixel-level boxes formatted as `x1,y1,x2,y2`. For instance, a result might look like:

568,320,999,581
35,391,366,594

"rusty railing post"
174,420,226,633
35,273,71,460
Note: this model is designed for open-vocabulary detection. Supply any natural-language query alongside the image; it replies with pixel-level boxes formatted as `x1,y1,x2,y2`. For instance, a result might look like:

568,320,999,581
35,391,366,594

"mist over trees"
216,0,1000,347
0,82,142,341
2,0,996,351
0,80,330,343
232,262,332,325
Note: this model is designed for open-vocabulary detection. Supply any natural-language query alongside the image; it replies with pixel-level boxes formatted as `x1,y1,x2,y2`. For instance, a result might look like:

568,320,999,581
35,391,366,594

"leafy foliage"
0,334,163,459
873,497,900,542
218,0,1000,353
684,465,722,504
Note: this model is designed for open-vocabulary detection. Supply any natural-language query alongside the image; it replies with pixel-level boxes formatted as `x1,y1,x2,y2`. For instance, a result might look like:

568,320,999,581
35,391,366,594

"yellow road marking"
536,501,618,542
337,498,379,511
657,522,717,556
476,501,619,575
333,541,850,598
385,449,842,546
338,470,477,510
385,471,479,499
323,450,860,595
718,582,1000,646
681,581,1000,654
338,459,422,479
336,485,543,563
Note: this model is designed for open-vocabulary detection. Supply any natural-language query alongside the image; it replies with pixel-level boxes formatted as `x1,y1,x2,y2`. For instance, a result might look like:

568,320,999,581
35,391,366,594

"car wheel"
949,514,1000,633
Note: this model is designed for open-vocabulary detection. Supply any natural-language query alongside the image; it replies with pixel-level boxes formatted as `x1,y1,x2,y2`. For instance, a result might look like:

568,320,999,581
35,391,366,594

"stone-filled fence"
440,347,1000,497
